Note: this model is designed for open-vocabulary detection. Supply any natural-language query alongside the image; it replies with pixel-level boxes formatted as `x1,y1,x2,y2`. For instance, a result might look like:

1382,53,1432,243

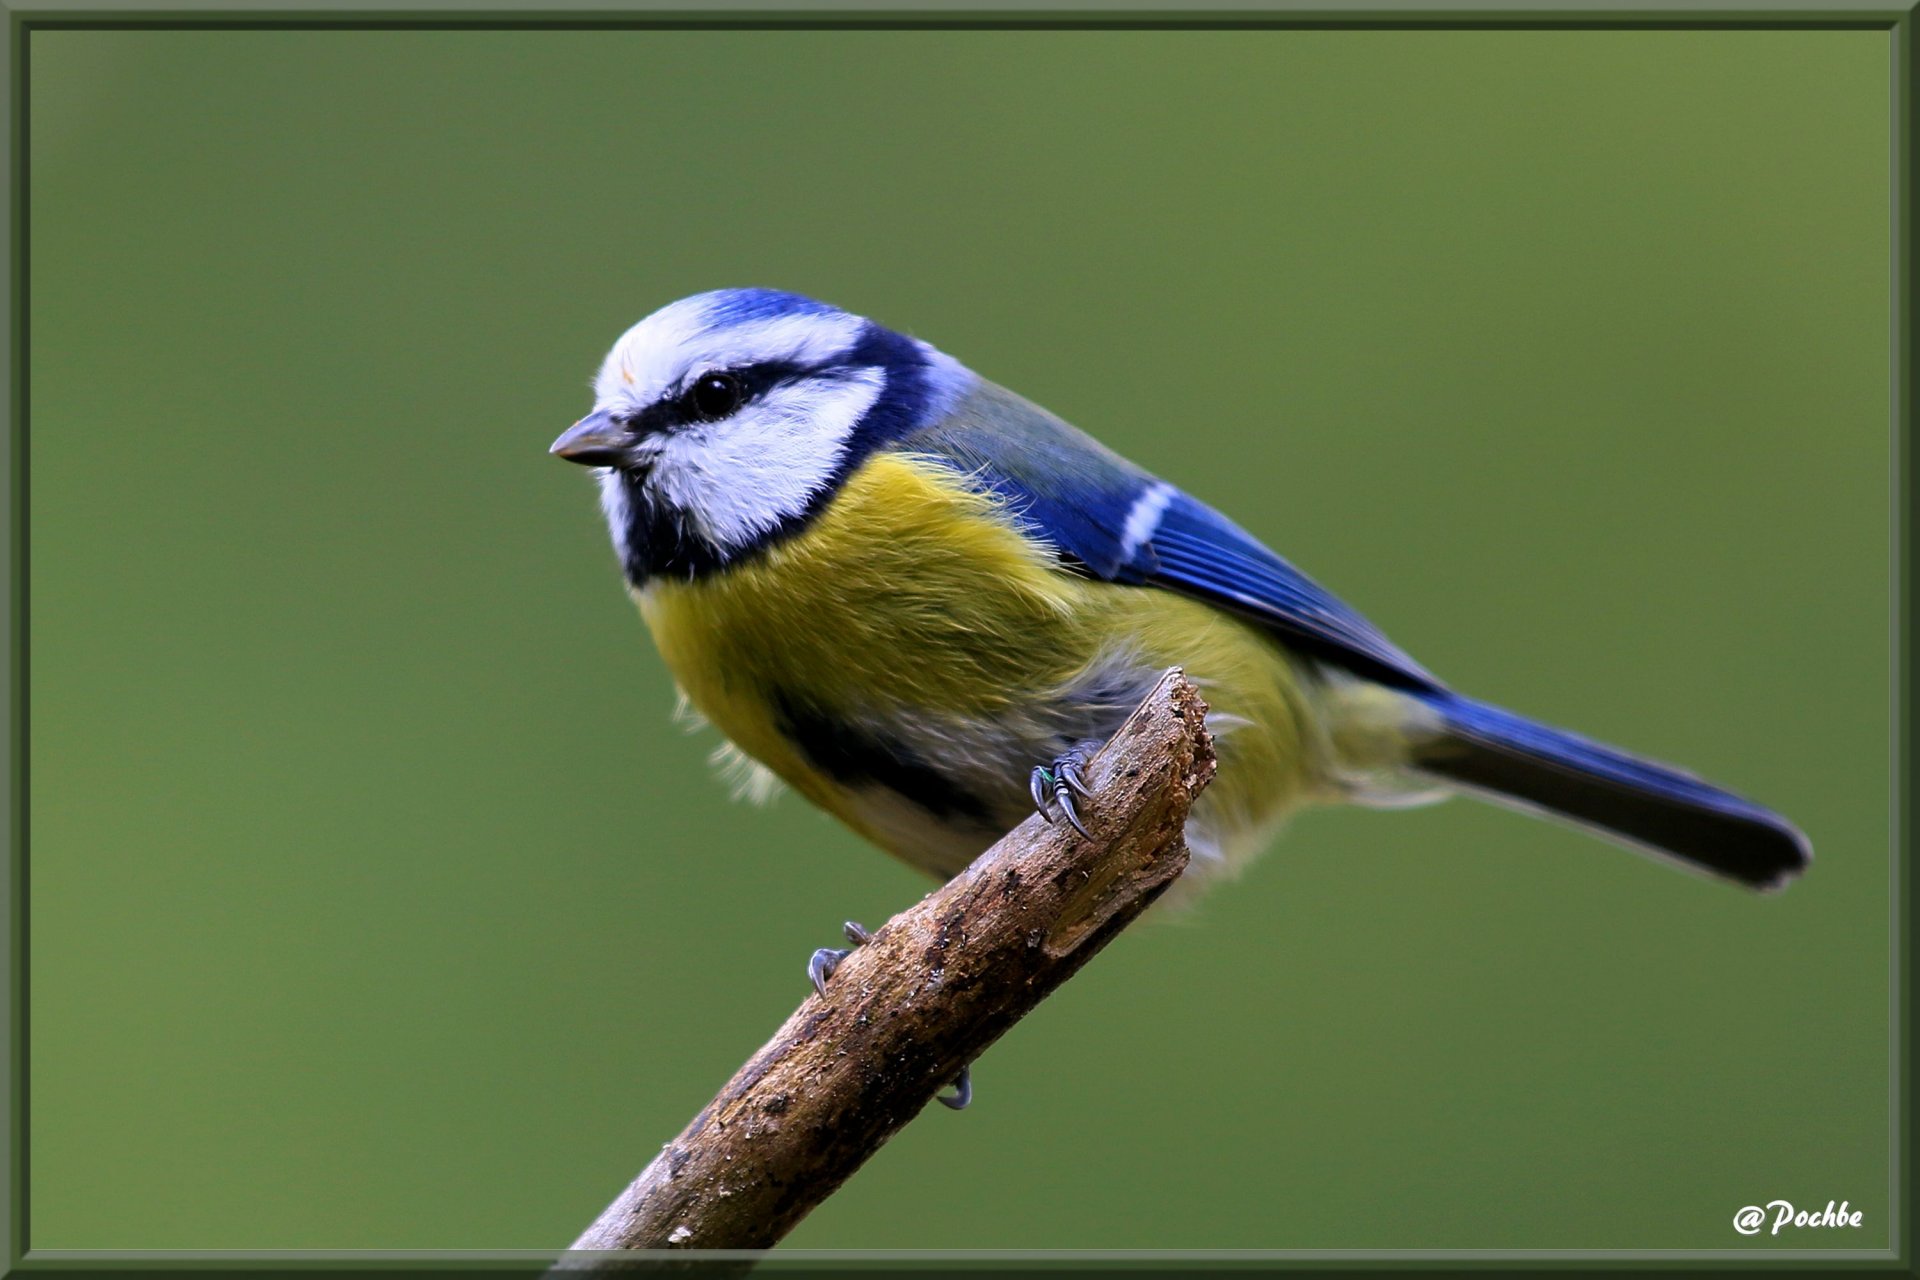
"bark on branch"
558,669,1215,1261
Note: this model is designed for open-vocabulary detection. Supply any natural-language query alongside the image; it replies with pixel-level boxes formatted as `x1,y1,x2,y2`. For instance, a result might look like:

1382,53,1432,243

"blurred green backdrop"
27,27,1890,1253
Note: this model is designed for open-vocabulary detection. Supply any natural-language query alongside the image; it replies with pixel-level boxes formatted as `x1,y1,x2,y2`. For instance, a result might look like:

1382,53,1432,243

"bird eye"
684,371,747,423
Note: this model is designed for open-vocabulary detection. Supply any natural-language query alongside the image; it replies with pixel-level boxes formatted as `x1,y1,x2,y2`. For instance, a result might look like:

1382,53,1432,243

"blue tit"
551,288,1809,900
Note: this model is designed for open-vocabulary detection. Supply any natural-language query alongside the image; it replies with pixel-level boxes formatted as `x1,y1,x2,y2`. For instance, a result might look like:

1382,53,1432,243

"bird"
551,286,1810,923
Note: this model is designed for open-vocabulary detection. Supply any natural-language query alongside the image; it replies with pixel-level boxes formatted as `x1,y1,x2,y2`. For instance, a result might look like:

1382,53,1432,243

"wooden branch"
557,669,1215,1262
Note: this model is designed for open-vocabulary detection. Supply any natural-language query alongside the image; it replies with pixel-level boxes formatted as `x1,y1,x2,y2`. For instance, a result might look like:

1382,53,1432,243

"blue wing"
1140,494,1438,688
896,380,1441,691
891,379,1809,889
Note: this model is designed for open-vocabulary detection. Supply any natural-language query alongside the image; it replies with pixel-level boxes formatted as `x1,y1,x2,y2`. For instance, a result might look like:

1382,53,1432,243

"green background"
27,27,1891,1252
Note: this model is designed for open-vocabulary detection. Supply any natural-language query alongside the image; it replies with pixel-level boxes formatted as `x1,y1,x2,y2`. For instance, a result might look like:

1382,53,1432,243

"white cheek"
652,370,884,552
595,467,632,565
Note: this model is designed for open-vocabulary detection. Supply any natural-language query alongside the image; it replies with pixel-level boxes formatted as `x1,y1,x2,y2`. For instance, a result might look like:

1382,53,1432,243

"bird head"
553,288,973,583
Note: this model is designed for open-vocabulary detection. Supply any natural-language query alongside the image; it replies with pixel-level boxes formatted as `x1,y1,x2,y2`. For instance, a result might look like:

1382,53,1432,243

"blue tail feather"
1410,691,1810,891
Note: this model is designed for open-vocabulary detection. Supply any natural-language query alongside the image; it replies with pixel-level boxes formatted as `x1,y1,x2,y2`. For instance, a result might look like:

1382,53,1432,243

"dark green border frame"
1,4,1910,1276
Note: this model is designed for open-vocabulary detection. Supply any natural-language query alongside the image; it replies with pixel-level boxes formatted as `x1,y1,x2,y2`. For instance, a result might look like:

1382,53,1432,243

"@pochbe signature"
1733,1200,1865,1237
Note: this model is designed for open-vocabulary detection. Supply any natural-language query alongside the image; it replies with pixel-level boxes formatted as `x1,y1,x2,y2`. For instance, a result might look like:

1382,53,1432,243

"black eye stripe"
629,359,806,431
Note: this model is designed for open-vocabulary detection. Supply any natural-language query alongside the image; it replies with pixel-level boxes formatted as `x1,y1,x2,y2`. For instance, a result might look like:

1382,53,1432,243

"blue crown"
697,287,841,329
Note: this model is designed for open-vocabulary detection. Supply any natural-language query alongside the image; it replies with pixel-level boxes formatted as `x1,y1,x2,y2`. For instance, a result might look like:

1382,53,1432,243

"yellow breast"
636,453,1080,814
636,449,1339,874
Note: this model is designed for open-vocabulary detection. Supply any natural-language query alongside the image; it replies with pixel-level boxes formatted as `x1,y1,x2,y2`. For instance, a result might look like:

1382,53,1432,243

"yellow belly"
636,450,1343,878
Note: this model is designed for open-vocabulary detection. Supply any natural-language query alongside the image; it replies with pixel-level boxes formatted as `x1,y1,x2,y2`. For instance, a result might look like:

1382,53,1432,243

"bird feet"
807,919,972,1111
1029,742,1098,839
940,1063,972,1111
807,920,870,997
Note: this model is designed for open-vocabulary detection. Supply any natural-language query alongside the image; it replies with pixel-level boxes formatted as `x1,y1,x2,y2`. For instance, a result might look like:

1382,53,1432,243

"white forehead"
593,296,867,409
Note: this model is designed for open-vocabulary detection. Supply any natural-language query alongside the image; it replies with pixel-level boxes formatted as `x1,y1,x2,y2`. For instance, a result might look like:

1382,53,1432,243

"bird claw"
807,947,847,998
938,1063,972,1111
1029,745,1096,839
807,921,871,998
1055,787,1091,840
1029,766,1053,822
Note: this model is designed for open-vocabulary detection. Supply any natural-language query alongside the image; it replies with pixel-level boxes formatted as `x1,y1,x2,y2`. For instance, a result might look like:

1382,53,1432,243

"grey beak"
550,408,628,466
